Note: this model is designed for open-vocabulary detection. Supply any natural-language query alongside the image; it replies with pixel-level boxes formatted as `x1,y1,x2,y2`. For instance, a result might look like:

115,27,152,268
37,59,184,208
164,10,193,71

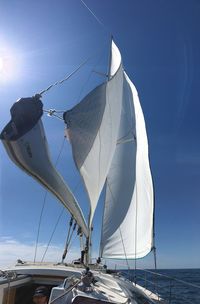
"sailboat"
0,36,162,303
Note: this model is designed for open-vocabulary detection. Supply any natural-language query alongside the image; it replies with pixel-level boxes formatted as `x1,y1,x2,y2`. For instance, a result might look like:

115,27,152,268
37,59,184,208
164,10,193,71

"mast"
85,209,91,266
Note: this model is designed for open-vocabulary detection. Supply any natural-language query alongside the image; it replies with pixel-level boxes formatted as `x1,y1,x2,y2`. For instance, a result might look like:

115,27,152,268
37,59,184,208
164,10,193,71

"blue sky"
0,0,200,269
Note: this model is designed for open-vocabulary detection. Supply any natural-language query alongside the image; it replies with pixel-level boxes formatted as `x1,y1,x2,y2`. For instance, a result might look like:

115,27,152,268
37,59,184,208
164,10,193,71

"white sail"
0,98,88,237
64,41,123,226
100,72,154,259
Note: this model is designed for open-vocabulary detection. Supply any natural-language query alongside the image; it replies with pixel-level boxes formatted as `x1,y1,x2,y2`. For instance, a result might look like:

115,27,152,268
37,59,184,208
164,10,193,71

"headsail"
64,41,123,226
100,71,154,259
0,97,88,237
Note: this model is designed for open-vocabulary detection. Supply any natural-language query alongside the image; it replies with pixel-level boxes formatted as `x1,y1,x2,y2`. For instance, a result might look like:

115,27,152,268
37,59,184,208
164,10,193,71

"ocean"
122,268,200,304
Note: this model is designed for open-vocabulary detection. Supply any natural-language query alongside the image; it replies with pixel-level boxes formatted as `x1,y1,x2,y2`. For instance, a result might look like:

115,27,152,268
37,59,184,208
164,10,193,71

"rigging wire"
62,221,77,263
43,109,64,121
37,58,90,97
37,41,109,102
65,217,74,249
41,184,84,262
34,191,48,263
61,217,74,263
75,45,107,106
67,227,83,257
69,222,77,245
80,0,109,33
68,233,78,252
41,207,65,262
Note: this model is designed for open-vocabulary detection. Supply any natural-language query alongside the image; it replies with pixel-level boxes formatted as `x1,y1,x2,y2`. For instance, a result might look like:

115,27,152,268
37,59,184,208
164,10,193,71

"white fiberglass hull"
0,263,163,304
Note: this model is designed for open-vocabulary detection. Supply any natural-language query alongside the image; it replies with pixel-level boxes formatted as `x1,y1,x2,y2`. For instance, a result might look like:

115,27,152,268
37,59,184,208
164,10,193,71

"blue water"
122,268,200,304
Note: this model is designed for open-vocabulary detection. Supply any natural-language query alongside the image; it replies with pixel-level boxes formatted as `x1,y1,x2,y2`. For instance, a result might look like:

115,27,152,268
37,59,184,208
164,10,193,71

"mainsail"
0,97,88,237
100,71,154,259
64,41,123,226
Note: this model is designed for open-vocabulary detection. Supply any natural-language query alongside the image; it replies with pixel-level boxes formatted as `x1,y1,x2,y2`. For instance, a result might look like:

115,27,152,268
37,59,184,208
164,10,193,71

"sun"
0,55,10,80
0,57,5,73
0,51,20,83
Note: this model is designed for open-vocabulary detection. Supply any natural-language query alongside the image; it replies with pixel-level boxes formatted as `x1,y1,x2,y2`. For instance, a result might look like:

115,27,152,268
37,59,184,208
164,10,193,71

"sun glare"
0,57,4,72
0,48,21,83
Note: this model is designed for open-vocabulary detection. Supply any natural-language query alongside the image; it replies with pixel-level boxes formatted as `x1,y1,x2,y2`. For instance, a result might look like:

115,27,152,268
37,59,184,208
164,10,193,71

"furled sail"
64,41,123,226
100,72,154,259
0,97,88,237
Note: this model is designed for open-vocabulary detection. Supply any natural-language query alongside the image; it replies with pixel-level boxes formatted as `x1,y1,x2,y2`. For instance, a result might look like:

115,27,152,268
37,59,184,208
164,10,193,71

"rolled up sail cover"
0,97,88,237
64,41,123,226
100,72,154,259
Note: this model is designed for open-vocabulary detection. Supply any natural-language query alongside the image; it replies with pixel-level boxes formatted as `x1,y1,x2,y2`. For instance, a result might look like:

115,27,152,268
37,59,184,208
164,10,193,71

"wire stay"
80,0,109,34
37,58,90,97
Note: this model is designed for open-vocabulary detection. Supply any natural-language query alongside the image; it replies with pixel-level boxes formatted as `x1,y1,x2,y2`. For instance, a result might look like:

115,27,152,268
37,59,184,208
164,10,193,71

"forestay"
100,71,154,259
64,41,123,226
0,97,88,237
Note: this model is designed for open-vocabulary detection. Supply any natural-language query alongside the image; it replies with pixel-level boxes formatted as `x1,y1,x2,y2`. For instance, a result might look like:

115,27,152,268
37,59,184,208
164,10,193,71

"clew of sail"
63,41,123,226
100,71,154,259
0,97,88,237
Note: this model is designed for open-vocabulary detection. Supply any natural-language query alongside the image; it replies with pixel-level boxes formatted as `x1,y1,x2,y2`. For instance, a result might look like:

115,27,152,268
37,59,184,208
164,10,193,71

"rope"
34,138,66,262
